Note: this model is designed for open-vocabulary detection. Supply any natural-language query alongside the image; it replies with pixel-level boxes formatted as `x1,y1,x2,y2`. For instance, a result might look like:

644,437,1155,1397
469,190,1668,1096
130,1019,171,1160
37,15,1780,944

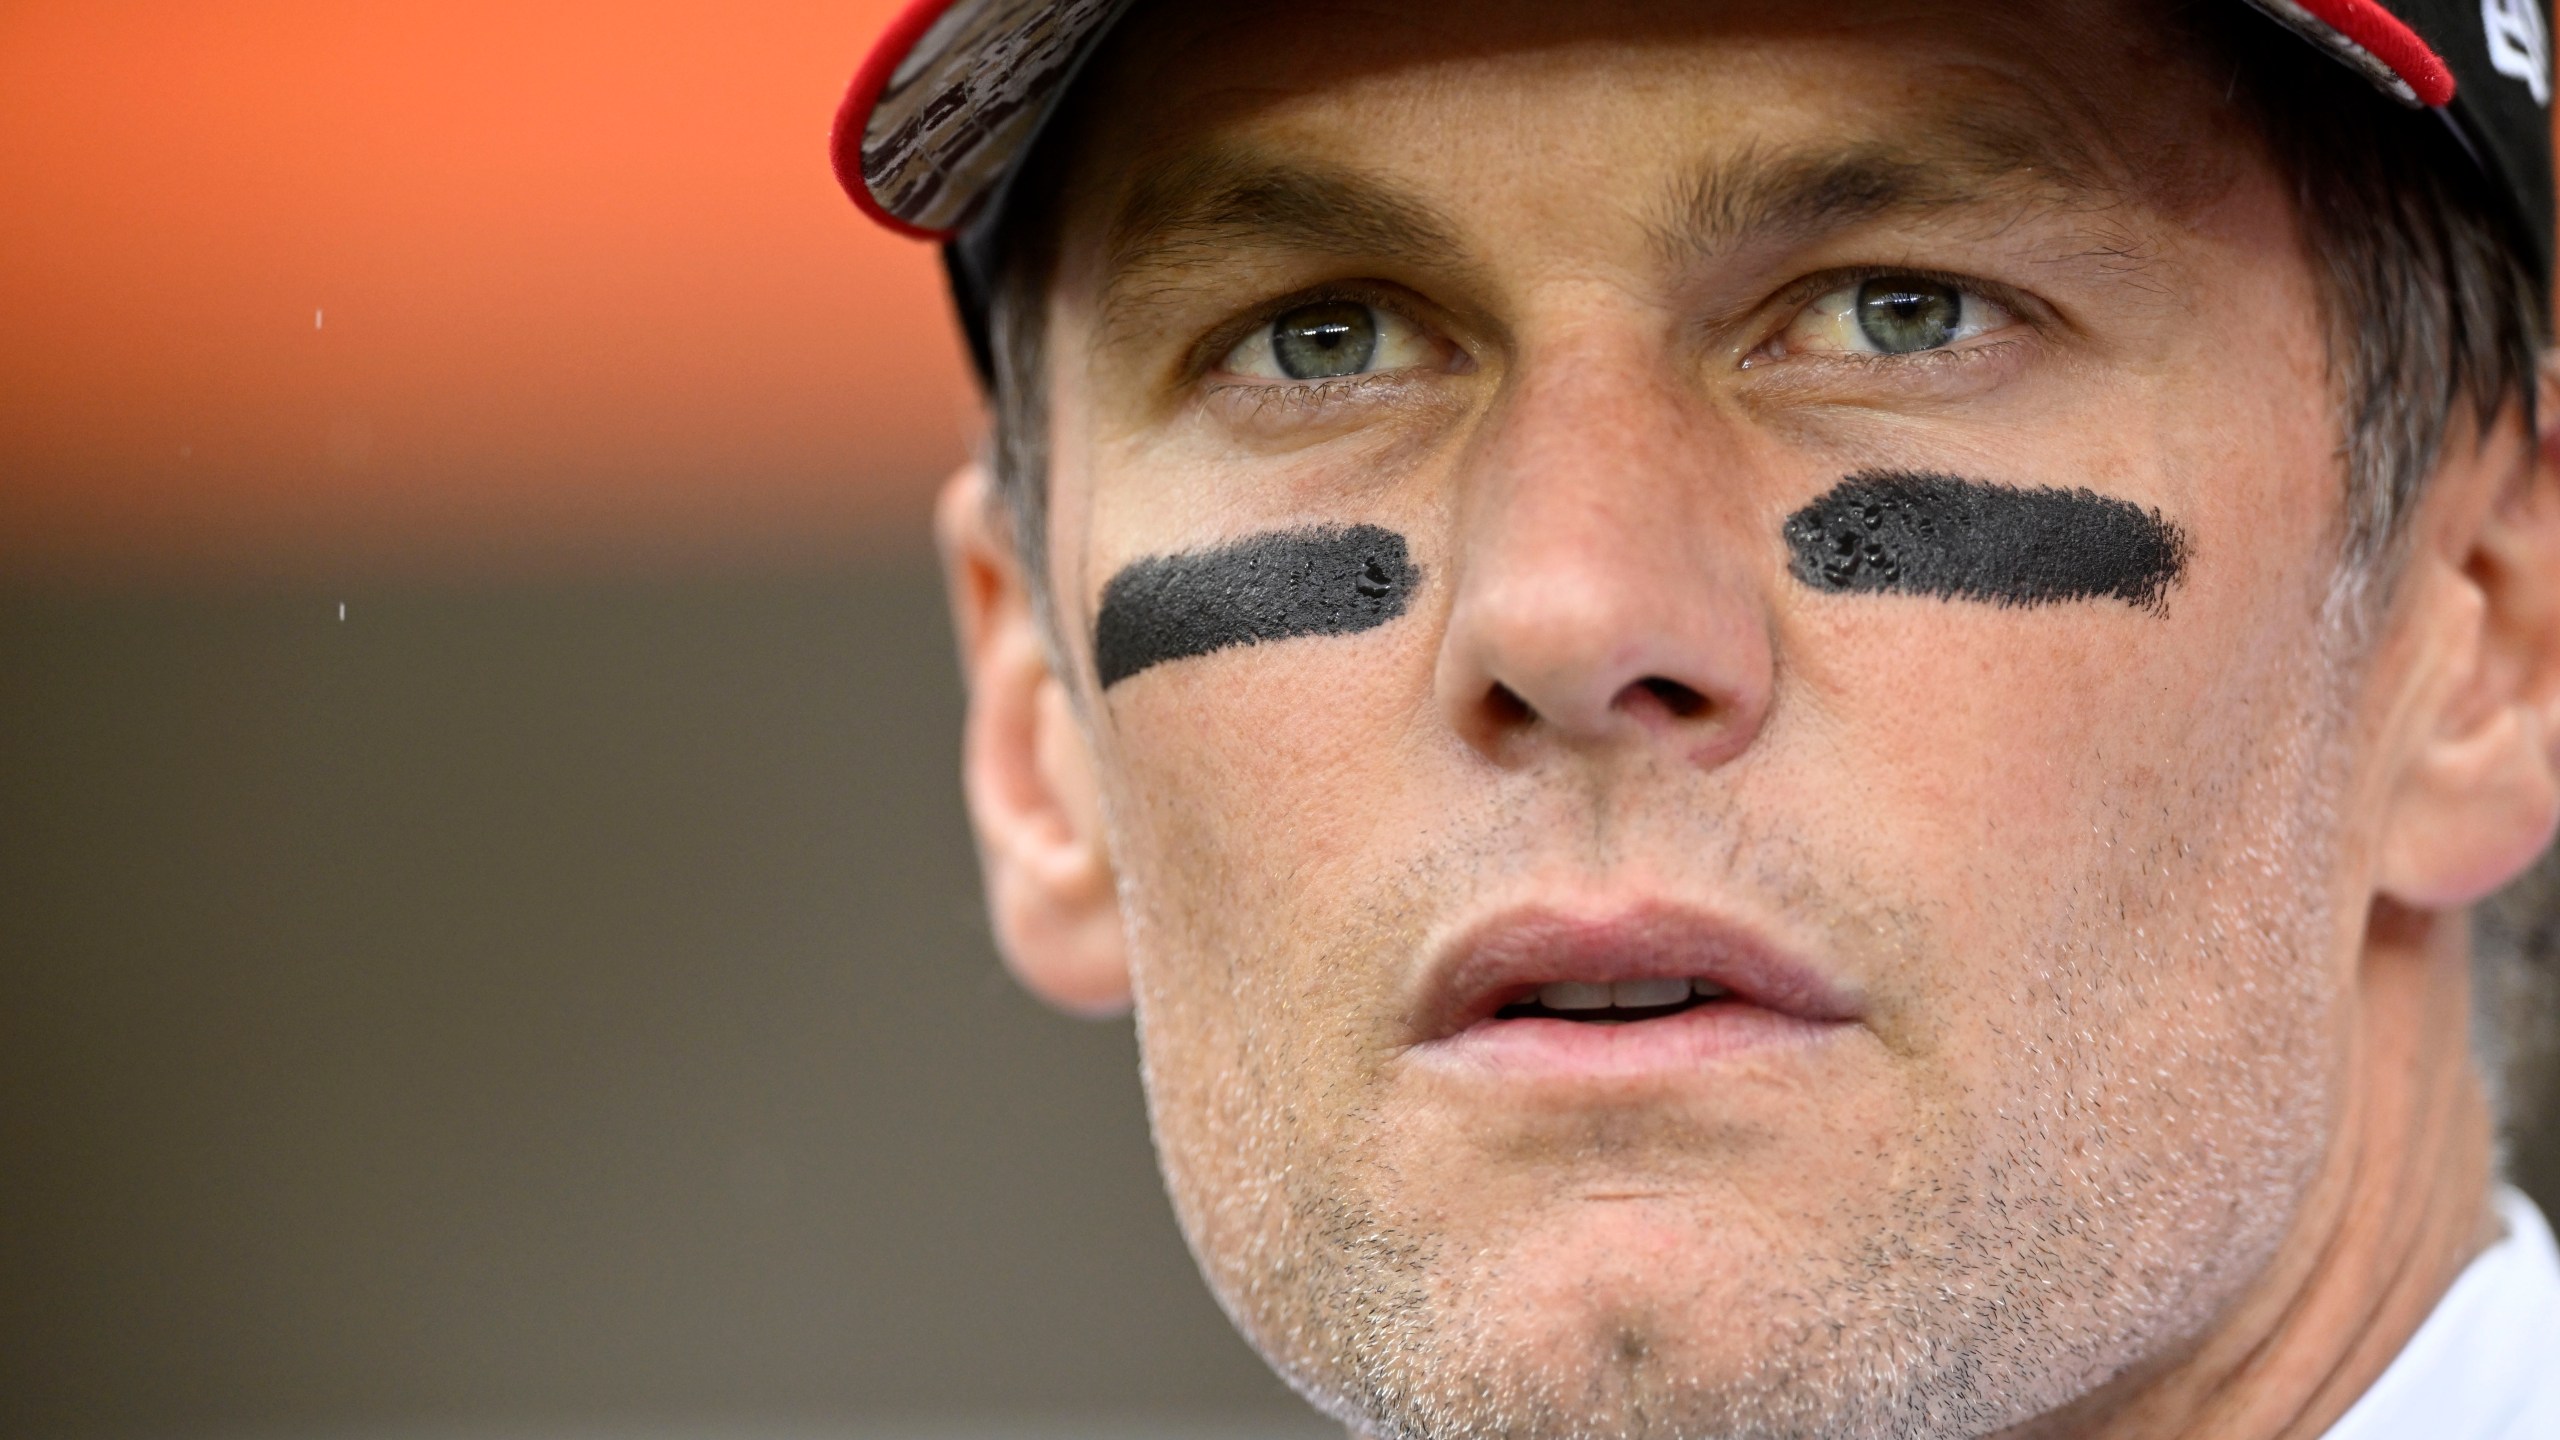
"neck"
2022,901,2499,1440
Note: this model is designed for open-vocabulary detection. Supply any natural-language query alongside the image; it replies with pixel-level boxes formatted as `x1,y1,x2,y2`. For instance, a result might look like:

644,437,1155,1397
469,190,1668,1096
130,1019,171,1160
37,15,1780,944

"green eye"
1854,278,1963,354
1271,301,1380,380
1216,295,1448,387
1764,273,2012,364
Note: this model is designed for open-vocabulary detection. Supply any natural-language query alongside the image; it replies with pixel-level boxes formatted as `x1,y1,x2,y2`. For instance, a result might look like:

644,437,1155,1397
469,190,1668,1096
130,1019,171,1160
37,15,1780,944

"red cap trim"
2293,0,2458,104
832,0,967,242
831,0,2462,244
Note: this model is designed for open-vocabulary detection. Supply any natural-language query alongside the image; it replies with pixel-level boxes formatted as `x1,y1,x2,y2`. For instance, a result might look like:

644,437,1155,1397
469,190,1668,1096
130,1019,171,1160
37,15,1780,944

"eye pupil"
1272,301,1379,380
1854,278,1962,354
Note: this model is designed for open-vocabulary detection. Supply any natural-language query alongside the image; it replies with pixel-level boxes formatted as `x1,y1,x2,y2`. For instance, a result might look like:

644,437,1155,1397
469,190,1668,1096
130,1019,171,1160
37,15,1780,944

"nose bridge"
1438,317,1775,763
1471,327,1711,570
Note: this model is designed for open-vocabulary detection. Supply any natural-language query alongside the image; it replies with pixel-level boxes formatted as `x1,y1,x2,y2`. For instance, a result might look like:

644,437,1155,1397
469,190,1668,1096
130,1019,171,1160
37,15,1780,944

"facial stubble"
1120,619,2360,1440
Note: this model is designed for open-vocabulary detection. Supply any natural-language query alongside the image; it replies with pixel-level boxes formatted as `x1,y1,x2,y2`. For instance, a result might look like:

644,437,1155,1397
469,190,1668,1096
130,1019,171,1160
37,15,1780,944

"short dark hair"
967,3,2557,1124
2205,14,2546,573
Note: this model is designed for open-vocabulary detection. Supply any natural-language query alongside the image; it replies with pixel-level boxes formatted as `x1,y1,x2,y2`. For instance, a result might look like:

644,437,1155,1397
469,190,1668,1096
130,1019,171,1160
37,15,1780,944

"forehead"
1050,0,2249,260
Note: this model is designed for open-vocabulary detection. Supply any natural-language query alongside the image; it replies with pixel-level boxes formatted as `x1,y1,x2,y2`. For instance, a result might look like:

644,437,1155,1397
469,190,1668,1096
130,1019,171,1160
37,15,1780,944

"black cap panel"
2394,0,2555,273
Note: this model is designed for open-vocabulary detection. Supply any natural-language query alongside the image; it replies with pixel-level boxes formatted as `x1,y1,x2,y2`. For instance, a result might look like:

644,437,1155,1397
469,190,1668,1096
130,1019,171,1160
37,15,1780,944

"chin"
1234,1186,1856,1431
1451,1193,1804,1355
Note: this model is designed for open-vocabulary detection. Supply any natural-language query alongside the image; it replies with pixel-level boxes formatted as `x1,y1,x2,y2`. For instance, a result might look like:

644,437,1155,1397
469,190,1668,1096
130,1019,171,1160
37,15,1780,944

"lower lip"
1414,1001,1852,1080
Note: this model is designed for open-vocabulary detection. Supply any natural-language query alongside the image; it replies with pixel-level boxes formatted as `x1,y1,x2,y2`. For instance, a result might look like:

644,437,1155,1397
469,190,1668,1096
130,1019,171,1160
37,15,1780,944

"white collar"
2318,1185,2560,1440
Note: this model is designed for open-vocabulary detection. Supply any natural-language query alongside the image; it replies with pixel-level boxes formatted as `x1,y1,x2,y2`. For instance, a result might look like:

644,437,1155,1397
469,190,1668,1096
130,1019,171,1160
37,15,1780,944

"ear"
2374,374,2560,910
936,463,1131,1015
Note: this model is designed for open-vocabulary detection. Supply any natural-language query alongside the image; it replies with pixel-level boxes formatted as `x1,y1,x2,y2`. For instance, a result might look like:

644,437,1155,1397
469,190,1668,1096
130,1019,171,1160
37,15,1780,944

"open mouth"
1492,977,1733,1025
1408,904,1866,1076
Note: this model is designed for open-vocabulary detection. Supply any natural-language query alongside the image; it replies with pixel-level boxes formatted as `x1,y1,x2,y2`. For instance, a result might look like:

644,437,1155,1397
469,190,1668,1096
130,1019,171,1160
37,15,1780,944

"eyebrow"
1649,113,2121,264
1107,149,1469,276
1096,108,2134,327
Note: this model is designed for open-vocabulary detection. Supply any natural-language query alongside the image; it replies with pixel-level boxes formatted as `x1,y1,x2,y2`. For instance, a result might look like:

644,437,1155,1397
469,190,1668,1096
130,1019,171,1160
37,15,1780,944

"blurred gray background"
0,563,1326,1439
3,561,2554,1440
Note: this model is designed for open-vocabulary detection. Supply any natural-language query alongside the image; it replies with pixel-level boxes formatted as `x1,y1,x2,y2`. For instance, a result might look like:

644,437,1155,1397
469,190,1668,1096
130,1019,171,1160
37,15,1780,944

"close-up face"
1003,0,2462,1435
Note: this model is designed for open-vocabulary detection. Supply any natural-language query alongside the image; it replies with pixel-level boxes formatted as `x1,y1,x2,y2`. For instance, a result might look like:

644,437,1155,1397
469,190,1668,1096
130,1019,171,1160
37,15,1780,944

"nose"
1435,334,1774,769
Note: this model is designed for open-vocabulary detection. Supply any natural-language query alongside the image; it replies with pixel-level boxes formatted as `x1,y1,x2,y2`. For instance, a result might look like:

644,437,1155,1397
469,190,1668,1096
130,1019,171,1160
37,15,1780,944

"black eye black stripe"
1784,471,2188,611
1094,525,1421,689
1092,475,2179,691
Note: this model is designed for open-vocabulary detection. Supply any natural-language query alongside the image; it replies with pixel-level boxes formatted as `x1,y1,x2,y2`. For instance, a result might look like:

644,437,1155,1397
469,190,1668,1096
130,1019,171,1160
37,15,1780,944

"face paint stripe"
1094,525,1422,688
1784,471,2188,612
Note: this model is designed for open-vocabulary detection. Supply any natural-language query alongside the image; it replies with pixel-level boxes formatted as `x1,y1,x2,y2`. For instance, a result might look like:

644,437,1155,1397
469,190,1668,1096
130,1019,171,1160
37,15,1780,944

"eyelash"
1749,266,2037,357
1189,284,1430,384
1210,373,1394,419
1185,265,2038,407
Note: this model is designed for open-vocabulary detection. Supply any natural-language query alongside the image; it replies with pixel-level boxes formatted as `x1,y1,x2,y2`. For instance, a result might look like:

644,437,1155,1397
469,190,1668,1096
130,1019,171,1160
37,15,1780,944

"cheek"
1098,634,1448,1271
1864,654,2347,1158
1782,598,2311,925
1114,655,1412,879
1777,393,2341,959
1766,584,2352,1186
1097,610,1441,1012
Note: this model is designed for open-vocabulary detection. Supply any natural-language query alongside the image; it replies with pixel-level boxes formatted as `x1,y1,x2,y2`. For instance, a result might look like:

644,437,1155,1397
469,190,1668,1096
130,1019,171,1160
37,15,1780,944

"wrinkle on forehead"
1091,130,2180,349
1644,98,2132,269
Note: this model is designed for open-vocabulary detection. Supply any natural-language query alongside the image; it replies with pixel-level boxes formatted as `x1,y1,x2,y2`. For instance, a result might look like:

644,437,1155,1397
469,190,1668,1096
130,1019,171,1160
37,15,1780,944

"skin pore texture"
935,1,2560,1437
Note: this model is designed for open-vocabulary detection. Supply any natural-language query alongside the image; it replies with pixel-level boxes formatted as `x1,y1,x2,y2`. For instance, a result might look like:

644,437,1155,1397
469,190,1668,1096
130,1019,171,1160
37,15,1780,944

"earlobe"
936,465,1132,1016
2374,399,2560,910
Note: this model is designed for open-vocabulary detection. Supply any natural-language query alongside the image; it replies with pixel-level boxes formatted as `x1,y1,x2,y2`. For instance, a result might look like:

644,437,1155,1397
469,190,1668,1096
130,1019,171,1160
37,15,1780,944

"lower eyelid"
1199,370,1460,433
1744,334,2032,395
1219,369,1422,399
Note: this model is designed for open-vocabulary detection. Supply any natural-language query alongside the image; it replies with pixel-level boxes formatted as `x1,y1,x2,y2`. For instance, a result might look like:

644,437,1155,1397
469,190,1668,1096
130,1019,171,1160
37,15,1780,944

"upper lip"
1409,901,1866,1042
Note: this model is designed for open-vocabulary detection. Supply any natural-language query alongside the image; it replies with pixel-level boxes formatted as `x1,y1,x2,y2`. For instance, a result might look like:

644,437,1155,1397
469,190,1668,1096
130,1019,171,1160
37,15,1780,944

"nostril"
1485,682,1535,728
1632,676,1707,718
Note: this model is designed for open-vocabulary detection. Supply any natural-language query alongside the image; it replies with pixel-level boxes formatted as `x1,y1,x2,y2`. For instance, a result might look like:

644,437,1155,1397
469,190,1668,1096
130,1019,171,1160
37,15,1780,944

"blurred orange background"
0,0,973,581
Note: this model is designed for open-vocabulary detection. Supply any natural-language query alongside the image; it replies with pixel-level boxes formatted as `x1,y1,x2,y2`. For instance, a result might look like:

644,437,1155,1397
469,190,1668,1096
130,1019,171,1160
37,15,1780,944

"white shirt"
2320,1186,2560,1440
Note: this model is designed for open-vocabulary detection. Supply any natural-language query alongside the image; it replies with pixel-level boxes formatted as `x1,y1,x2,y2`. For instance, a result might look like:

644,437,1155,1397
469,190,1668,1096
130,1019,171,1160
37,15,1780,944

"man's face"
1030,1,2376,1434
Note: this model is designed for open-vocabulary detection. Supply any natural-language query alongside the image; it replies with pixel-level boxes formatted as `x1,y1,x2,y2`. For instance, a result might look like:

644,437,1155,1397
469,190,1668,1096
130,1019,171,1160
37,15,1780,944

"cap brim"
835,0,2472,238
834,0,1136,241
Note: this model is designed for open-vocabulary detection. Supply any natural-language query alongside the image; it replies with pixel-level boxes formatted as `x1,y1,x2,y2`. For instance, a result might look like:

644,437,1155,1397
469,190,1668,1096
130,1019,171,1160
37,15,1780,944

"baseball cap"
833,0,2556,381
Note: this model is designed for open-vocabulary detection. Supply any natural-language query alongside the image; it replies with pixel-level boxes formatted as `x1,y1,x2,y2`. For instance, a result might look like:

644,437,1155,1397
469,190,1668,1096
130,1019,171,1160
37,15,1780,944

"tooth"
1692,979,1730,999
1538,981,1612,1011
1612,977,1691,1009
